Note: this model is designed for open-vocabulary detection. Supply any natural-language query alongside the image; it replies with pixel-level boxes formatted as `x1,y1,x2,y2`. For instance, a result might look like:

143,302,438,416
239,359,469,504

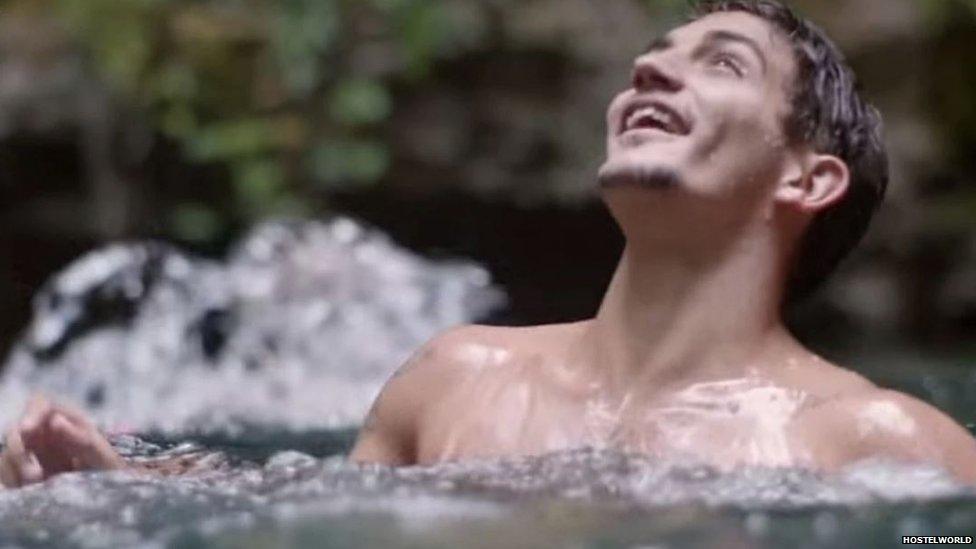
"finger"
3,427,27,464
4,429,43,486
18,453,42,484
22,415,72,475
51,400,97,430
1,430,20,487
50,414,121,470
0,453,20,488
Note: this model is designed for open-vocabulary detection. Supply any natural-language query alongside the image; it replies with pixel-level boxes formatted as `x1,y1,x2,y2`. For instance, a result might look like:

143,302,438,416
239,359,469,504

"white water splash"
0,218,503,434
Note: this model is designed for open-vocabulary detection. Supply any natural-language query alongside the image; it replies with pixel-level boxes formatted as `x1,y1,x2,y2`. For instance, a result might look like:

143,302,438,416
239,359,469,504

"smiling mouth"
619,100,691,137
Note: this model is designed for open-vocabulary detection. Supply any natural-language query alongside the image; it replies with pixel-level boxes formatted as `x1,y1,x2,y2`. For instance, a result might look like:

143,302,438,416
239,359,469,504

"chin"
597,157,683,191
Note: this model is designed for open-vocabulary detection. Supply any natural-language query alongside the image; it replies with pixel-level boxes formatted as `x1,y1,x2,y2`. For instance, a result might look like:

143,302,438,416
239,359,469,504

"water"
1,443,972,548
0,217,503,434
1,217,975,548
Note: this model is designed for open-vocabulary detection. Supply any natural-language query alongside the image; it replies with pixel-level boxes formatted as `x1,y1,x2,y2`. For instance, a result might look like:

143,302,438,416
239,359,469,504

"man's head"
597,0,888,304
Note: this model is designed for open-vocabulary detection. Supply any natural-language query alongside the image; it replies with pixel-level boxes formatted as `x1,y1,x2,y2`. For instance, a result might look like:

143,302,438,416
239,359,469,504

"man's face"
598,11,800,233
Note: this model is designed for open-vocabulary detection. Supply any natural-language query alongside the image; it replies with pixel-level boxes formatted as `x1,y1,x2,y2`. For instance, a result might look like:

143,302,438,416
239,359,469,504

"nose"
631,55,683,93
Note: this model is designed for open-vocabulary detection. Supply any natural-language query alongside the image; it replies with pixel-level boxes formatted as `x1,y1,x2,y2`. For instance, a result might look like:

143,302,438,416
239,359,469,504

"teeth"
624,105,679,134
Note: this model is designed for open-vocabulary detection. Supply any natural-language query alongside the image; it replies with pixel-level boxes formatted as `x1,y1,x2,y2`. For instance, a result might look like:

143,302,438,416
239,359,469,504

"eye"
711,53,744,77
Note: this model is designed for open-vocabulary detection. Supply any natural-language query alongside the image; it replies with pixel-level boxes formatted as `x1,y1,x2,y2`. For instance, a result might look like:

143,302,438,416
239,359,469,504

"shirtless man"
3,0,976,488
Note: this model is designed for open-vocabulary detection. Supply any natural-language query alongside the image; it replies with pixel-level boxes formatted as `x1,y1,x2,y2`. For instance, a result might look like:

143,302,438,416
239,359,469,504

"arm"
347,393,414,465
349,325,479,466
348,345,433,466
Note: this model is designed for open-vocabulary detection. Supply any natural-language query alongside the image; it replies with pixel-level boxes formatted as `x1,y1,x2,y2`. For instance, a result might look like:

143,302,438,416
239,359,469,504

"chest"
416,379,822,469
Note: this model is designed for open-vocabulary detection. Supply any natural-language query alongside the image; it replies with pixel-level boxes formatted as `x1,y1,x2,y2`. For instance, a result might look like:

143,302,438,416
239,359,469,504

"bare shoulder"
404,321,584,374
349,322,576,464
398,323,554,375
375,322,578,408
800,384,976,483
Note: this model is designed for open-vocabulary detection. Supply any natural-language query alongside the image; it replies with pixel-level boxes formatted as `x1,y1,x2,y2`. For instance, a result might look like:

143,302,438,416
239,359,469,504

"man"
3,0,976,488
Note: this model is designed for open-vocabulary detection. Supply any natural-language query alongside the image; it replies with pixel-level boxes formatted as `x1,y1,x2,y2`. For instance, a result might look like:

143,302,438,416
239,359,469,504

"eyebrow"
640,29,769,75
642,35,673,55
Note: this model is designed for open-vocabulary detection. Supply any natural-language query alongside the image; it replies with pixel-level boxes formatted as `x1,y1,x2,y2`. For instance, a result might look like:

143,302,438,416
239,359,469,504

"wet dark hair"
692,0,889,305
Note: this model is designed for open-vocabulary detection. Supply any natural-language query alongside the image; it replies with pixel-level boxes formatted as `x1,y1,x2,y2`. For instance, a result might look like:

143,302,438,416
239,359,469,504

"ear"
774,154,850,214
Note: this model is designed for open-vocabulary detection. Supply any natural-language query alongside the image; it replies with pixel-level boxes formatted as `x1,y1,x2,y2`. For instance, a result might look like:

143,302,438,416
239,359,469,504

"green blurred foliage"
8,0,975,246
28,0,460,242
918,0,976,234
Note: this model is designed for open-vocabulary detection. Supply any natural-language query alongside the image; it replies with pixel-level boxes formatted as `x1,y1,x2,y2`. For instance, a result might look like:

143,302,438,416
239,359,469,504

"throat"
582,250,787,392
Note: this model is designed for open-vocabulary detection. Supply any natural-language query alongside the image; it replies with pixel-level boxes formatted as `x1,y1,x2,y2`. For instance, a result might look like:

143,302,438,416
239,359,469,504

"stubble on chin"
596,161,681,190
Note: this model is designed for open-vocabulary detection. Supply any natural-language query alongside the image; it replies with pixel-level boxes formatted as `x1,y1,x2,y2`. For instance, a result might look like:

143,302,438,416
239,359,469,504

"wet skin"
351,322,976,483
4,11,976,487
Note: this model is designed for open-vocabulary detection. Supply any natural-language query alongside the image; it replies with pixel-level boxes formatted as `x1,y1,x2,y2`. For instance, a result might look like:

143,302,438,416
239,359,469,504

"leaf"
399,2,448,79
170,203,222,243
309,139,390,186
187,118,277,161
329,79,392,126
151,62,199,103
159,104,197,138
233,158,285,212
272,0,339,95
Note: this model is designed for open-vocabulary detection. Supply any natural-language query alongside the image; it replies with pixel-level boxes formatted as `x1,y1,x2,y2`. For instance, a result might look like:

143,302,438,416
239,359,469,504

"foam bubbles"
0,447,972,548
0,218,503,435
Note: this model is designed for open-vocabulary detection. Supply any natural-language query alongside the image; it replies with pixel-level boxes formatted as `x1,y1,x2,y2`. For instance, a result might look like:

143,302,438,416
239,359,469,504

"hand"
0,394,125,488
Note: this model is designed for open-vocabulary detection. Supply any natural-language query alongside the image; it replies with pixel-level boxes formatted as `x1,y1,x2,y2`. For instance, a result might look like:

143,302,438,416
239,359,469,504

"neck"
582,225,793,394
